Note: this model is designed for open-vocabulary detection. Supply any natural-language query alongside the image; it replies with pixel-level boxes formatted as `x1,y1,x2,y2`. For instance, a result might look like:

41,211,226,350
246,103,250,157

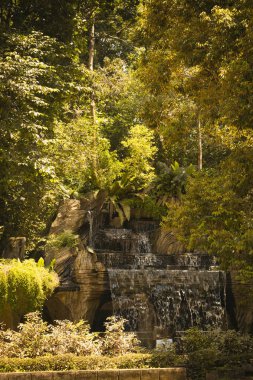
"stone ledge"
0,368,186,380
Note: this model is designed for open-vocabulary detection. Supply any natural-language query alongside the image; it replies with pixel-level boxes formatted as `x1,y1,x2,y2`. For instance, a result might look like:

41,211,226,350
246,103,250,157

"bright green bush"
0,353,154,372
0,259,58,317
121,124,157,192
0,272,7,311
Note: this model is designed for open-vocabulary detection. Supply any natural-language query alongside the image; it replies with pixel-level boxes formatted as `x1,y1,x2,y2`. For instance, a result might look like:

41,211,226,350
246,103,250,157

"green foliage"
154,161,195,201
0,272,7,311
0,314,252,379
179,328,253,380
121,124,157,192
0,0,149,247
0,29,88,245
135,0,253,168
95,58,143,150
127,196,165,220
52,118,123,194
164,148,253,273
0,260,58,317
46,231,79,250
0,353,153,372
1,0,253,293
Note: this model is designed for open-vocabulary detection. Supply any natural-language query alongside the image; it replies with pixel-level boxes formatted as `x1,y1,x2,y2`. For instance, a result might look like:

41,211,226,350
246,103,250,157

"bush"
164,148,253,276
46,319,101,356
102,316,140,356
178,328,253,380
0,312,141,359
0,259,58,317
0,353,154,372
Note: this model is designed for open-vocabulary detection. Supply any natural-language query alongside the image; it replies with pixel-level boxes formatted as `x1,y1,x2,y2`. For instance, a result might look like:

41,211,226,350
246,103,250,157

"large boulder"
50,199,86,235
45,192,109,326
45,242,108,325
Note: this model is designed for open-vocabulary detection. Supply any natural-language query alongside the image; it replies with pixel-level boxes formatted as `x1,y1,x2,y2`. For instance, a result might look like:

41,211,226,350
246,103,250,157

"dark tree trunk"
198,114,203,171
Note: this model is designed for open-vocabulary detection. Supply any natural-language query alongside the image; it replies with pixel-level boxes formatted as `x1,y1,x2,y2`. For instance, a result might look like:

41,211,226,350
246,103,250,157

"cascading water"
94,219,227,342
87,210,94,248
108,269,226,335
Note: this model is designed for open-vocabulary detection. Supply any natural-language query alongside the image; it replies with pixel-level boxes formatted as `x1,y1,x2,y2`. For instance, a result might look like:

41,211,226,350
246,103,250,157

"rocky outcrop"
50,199,86,235
44,192,109,326
45,243,108,325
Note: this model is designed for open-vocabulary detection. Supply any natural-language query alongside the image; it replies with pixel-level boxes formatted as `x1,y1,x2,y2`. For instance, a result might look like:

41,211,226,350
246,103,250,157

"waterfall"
87,210,94,247
108,269,226,335
94,229,152,254
93,219,227,340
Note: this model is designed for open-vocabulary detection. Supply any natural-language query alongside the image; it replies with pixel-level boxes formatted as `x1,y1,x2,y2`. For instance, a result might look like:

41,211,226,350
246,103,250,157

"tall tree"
135,0,253,167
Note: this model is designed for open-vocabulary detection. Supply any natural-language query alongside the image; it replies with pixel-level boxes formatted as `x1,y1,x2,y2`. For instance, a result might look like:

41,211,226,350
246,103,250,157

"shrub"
46,230,79,250
0,312,141,359
0,272,7,310
164,148,253,276
102,316,140,356
0,260,58,317
46,319,101,356
0,353,154,372
178,328,253,380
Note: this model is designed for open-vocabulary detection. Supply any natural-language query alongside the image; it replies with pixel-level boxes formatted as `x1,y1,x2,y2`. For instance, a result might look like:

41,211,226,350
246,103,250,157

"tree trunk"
88,19,98,179
198,115,203,171
88,21,95,71
88,20,96,124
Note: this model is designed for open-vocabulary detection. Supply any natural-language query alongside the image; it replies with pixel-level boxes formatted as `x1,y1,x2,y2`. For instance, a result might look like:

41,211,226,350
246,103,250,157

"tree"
120,124,157,192
164,147,253,275
51,117,122,194
135,0,253,168
0,32,63,242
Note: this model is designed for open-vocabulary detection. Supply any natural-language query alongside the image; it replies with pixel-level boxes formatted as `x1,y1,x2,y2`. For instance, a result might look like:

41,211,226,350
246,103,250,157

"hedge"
0,354,155,372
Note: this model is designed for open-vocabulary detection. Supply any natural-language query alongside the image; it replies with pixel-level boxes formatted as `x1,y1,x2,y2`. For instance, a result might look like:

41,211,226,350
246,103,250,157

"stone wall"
0,368,186,380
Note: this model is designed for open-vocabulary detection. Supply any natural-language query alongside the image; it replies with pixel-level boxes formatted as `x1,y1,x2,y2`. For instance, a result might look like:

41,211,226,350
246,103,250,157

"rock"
45,192,109,326
45,242,108,325
50,199,86,235
2,237,26,259
154,229,184,255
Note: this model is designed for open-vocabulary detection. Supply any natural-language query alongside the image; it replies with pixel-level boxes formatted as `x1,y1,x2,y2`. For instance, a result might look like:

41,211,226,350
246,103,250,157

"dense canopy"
0,0,253,277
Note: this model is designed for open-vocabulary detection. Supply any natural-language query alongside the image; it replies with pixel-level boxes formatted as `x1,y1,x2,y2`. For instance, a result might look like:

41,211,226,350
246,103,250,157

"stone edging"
0,368,186,379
